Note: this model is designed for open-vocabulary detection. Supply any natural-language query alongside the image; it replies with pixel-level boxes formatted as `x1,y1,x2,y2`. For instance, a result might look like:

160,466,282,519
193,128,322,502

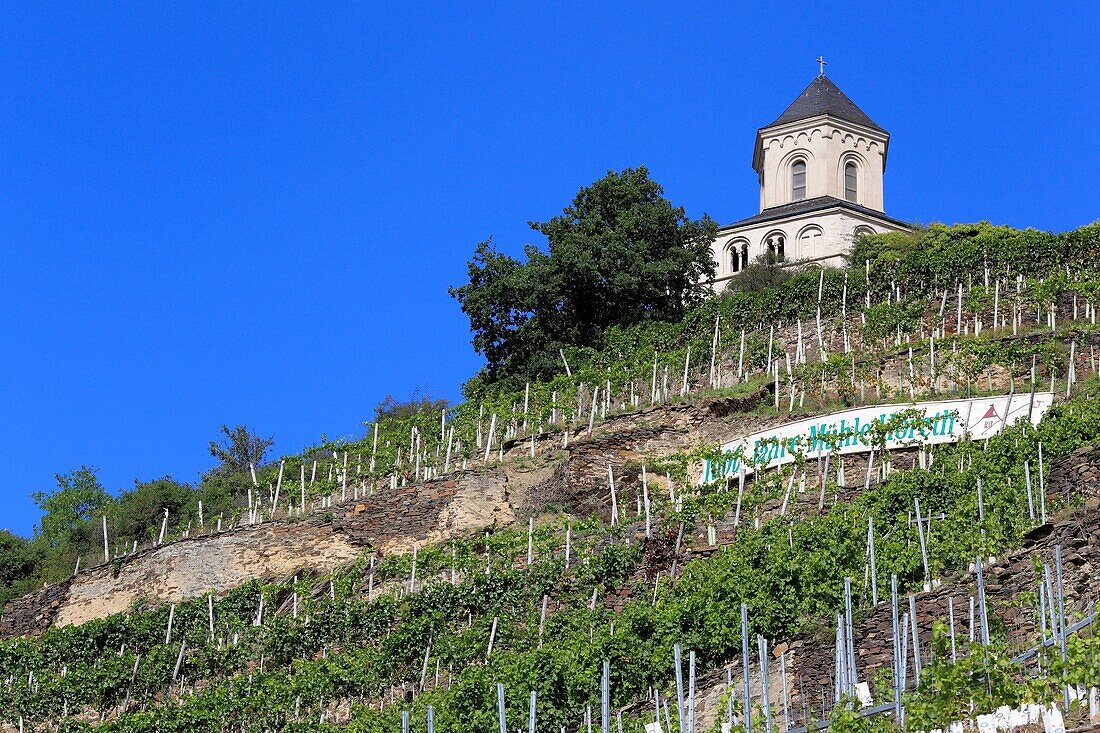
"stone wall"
0,580,73,639
4,384,1073,637
776,504,1098,726
704,315,1089,403
515,389,794,520
2,385,1097,733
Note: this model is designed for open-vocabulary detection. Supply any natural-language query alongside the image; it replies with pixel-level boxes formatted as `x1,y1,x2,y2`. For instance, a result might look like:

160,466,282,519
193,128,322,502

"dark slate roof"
718,196,910,231
765,75,884,132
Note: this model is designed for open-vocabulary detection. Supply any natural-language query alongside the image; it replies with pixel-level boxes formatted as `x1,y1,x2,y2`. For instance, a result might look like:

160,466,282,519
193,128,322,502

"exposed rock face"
0,468,545,636
7,396,1096,635
56,521,364,628
2,391,772,636
0,521,364,635
337,470,524,555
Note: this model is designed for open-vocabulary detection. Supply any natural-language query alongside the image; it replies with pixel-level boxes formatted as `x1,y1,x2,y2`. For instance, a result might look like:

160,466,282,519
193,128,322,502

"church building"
710,65,909,289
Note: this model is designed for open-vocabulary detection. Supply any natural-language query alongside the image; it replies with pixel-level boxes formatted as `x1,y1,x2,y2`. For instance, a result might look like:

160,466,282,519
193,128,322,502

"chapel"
710,63,909,288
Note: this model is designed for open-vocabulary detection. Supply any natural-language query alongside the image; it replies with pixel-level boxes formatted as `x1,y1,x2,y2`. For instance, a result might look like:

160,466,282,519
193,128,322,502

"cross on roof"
817,56,827,76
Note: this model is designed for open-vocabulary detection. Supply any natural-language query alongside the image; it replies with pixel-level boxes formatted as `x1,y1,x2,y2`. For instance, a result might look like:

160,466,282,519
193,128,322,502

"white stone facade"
754,116,887,211
711,207,896,288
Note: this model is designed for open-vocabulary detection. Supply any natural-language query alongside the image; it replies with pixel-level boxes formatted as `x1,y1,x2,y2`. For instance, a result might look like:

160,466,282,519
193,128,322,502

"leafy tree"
190,474,246,524
31,466,110,549
0,530,40,607
449,240,528,386
451,167,717,391
108,477,196,546
208,425,273,477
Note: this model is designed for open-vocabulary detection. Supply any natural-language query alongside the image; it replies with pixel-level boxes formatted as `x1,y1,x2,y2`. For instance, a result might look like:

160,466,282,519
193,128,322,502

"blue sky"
1,2,1097,537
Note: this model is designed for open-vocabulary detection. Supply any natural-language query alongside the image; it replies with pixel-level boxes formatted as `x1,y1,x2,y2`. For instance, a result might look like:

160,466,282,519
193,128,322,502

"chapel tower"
711,63,909,288
755,73,888,212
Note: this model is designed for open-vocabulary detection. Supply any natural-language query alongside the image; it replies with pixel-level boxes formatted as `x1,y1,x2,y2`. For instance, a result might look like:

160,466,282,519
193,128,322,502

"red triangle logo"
980,404,998,420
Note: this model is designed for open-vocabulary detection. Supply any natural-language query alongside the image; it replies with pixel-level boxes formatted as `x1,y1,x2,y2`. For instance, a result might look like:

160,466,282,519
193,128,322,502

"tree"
109,477,196,546
208,425,273,477
451,167,717,390
449,240,528,385
32,466,110,549
0,530,40,607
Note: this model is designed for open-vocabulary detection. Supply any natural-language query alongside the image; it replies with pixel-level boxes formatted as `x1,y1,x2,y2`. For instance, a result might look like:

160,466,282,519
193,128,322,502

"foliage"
9,220,1100,617
108,477,218,548
4,220,1100,729
905,624,1025,731
724,252,799,294
451,167,718,391
826,698,897,733
31,467,110,549
208,424,274,477
0,531,40,606
373,391,449,425
849,221,1100,294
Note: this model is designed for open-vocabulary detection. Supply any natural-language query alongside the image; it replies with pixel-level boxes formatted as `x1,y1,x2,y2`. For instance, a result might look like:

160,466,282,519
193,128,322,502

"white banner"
700,392,1054,483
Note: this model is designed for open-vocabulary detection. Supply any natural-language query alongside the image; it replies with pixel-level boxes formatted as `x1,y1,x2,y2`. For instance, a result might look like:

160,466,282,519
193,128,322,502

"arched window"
798,226,823,260
727,239,750,273
791,160,807,201
726,239,743,274
844,162,858,203
766,234,786,263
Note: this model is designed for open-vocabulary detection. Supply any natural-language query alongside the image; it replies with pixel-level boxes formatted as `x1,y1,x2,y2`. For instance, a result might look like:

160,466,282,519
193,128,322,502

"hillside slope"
3,223,1100,732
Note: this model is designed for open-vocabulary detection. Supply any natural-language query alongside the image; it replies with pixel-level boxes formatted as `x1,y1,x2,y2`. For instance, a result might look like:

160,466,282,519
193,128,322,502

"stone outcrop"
0,467,548,636
1,389,778,637
0,519,364,636
336,469,527,554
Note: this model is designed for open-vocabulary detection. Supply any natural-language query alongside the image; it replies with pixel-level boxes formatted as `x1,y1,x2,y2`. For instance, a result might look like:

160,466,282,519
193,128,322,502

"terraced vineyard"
2,223,1100,732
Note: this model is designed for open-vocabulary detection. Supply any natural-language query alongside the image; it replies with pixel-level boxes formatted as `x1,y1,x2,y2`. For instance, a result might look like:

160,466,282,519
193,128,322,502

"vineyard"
2,222,1100,732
